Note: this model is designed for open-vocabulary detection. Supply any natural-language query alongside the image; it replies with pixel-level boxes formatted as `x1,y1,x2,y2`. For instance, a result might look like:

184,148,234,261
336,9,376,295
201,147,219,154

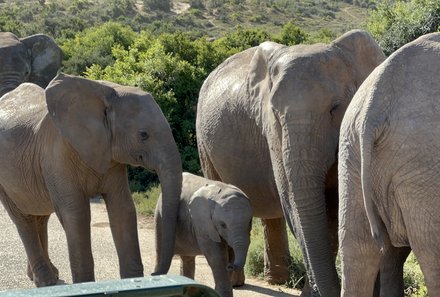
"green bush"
367,0,440,55
61,22,136,75
245,219,306,289
245,219,266,278
404,253,428,297
132,184,161,217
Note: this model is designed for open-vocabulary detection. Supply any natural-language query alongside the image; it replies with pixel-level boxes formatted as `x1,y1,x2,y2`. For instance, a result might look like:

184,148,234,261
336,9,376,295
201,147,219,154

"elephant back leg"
376,246,410,297
27,215,59,282
399,190,440,295
0,187,57,286
262,217,290,285
180,256,195,279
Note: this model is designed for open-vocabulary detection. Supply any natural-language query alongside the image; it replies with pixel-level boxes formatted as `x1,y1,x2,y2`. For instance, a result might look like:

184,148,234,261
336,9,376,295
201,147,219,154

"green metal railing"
0,275,221,297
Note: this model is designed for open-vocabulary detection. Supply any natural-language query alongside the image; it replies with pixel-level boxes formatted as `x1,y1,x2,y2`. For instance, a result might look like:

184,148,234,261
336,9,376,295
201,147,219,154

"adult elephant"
0,32,63,97
196,30,385,297
0,74,182,287
338,33,440,296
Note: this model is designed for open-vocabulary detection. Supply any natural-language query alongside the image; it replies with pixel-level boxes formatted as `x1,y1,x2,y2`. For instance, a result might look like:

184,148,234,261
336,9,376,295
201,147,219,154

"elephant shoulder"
199,47,257,103
0,83,47,125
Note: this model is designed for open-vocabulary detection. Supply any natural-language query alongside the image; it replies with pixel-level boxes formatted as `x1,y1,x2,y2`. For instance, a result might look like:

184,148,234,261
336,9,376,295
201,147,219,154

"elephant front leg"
262,217,290,285
180,256,195,279
54,195,95,283
102,176,143,278
200,240,233,297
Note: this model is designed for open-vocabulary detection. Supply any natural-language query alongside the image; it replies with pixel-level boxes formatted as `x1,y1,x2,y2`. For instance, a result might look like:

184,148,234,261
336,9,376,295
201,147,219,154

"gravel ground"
0,201,299,296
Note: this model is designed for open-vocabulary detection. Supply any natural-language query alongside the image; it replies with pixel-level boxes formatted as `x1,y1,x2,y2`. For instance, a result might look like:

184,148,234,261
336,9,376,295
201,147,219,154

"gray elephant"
154,172,252,297
0,73,182,287
338,33,440,296
196,30,385,297
0,32,63,97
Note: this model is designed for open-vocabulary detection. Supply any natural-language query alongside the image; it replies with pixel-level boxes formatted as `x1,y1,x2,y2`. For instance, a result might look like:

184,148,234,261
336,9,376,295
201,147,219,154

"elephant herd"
0,29,438,297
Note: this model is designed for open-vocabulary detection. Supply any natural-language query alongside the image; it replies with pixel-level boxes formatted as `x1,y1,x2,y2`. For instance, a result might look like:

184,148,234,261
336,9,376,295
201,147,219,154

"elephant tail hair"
359,122,385,252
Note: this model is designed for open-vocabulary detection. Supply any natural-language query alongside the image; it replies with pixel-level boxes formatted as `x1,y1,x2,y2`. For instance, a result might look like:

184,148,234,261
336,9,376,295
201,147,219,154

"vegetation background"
1,0,438,296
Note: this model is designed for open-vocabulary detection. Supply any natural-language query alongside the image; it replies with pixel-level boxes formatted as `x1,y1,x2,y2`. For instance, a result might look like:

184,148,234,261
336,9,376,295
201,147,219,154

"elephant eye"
138,130,149,141
330,103,340,116
220,222,227,229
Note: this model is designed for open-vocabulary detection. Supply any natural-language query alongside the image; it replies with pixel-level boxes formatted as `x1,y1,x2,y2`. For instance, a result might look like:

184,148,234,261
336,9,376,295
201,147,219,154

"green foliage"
403,253,428,297
245,219,265,278
132,185,161,217
143,0,171,12
128,166,158,192
306,28,337,44
276,21,308,45
367,0,440,55
0,0,145,39
61,22,136,75
216,26,272,51
245,219,305,289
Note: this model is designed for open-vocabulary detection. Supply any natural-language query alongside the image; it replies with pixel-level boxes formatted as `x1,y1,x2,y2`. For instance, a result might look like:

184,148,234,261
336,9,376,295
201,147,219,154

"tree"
61,22,136,75
277,21,307,45
367,0,440,55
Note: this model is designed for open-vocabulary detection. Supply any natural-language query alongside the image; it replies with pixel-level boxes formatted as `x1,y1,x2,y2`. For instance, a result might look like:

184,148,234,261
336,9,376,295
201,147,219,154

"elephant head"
189,184,253,272
45,73,182,274
248,30,385,296
0,32,63,97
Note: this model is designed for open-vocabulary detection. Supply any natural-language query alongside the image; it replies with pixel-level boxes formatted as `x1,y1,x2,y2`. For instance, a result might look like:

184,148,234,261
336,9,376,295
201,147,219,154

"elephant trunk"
278,119,340,297
229,231,250,271
0,72,26,97
153,144,182,275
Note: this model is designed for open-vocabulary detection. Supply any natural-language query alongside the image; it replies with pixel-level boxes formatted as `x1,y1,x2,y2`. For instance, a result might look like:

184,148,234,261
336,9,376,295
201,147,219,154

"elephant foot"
230,269,245,287
299,282,311,297
33,267,59,287
264,266,289,285
27,261,59,287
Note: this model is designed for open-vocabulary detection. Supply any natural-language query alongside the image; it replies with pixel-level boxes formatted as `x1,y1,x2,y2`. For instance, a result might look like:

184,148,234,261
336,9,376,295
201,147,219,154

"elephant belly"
0,162,54,216
209,147,283,219
0,184,54,216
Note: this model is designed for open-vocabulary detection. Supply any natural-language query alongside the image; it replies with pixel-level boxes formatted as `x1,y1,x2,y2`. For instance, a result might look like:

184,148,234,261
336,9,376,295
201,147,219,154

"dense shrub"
367,0,440,55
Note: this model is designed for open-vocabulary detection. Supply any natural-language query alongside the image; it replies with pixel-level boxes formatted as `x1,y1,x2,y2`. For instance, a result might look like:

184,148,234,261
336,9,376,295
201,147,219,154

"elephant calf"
154,172,253,297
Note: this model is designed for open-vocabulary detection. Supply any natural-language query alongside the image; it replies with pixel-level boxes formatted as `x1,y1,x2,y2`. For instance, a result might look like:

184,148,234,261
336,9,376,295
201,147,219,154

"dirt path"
0,202,300,296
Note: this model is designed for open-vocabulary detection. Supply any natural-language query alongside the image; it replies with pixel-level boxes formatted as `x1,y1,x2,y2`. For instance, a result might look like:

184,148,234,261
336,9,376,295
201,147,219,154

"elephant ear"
188,184,221,243
20,34,63,89
248,41,284,100
45,73,117,174
332,30,385,84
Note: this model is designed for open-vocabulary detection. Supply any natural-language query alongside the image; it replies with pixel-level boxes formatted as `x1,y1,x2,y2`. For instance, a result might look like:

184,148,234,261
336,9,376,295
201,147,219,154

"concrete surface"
0,201,299,296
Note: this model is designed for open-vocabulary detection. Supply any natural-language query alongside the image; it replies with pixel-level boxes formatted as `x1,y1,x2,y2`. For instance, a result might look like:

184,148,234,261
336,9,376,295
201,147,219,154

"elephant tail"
359,120,385,251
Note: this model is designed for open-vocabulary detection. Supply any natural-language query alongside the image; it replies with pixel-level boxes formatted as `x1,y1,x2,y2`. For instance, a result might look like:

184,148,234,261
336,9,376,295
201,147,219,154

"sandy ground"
0,201,300,296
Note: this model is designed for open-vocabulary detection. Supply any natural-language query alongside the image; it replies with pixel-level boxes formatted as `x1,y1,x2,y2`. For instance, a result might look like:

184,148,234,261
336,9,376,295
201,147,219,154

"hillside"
0,0,370,39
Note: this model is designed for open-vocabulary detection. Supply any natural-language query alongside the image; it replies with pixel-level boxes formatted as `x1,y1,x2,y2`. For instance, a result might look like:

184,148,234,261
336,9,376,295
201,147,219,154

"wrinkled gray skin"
0,32,63,97
155,172,252,297
0,73,182,287
339,32,440,297
197,30,385,297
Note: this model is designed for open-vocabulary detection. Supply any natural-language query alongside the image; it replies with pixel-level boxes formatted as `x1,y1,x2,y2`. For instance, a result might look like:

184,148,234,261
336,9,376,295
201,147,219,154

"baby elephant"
154,172,252,297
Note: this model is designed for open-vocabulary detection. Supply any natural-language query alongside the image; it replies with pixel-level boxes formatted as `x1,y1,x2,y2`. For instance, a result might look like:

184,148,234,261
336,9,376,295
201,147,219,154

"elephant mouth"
129,151,155,172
